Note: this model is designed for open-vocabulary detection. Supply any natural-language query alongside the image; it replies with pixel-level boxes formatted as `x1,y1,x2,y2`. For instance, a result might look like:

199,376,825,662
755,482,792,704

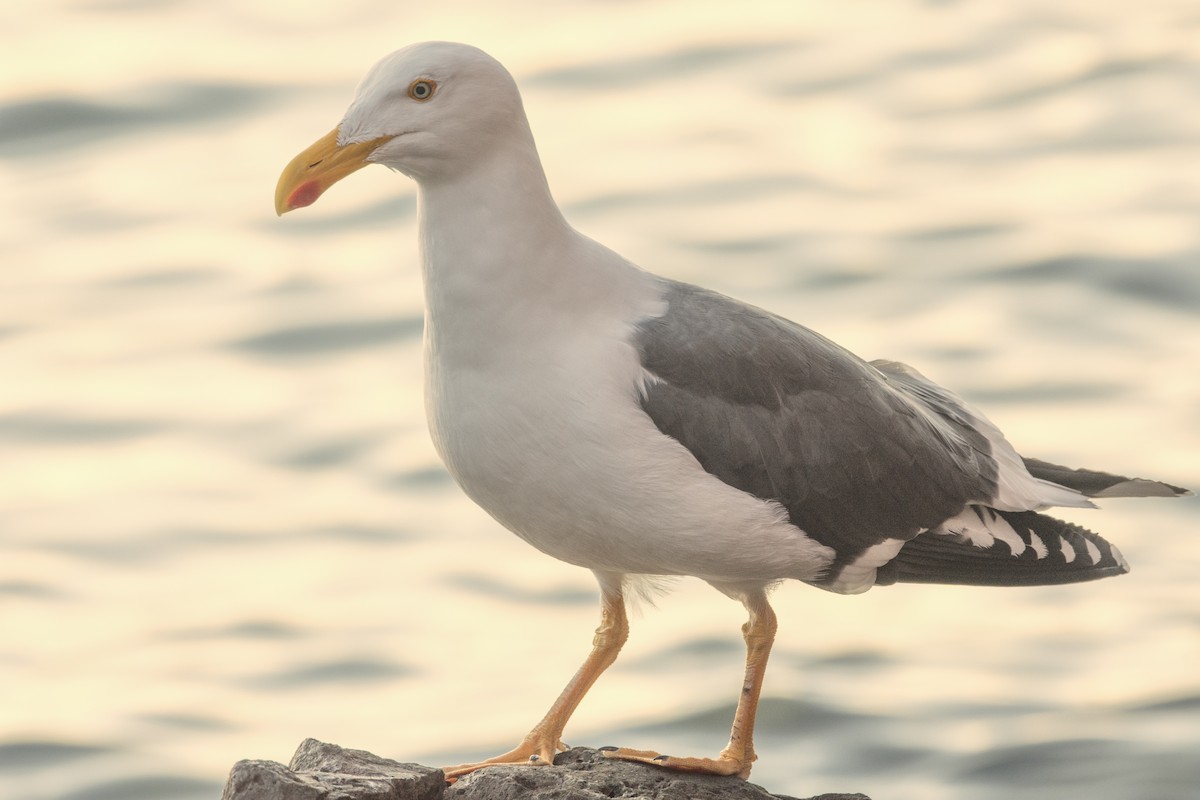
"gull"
274,41,1187,781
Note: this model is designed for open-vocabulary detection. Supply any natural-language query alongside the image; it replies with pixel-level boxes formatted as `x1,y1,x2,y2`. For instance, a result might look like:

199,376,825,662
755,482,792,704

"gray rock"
221,758,325,800
446,747,870,800
220,740,870,800
221,739,444,800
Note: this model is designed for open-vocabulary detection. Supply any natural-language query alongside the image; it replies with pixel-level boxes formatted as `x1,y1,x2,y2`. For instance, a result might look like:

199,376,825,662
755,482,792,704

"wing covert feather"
635,281,999,571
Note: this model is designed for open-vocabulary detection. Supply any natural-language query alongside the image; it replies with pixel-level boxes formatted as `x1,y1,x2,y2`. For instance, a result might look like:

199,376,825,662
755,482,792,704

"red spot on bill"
287,181,323,210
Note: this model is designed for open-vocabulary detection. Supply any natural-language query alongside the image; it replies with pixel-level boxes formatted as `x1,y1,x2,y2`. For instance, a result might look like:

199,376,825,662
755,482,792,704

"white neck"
423,128,577,289
413,120,659,372
415,125,587,366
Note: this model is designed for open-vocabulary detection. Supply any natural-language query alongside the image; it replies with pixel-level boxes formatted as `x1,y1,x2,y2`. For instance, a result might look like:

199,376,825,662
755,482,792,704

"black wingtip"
1023,457,1190,498
883,510,1129,588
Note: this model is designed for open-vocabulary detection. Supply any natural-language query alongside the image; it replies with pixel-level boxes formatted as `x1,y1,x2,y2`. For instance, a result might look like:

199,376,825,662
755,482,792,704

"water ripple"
0,83,291,158
243,657,413,690
976,57,1181,112
386,466,454,491
133,712,236,732
962,381,1127,405
566,174,833,216
228,316,422,359
55,774,219,800
1127,692,1200,714
98,267,225,289
0,413,166,444
444,572,595,606
970,255,1200,314
955,738,1129,785
528,42,795,90
0,741,110,772
162,619,307,642
277,434,379,470
0,580,68,601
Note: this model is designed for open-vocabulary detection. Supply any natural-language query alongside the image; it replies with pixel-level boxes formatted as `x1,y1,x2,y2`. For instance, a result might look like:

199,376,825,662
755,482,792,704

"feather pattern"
876,508,1129,586
636,280,1015,590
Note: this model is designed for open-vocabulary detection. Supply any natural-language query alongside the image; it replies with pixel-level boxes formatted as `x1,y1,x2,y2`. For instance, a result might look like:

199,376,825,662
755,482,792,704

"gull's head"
275,41,525,215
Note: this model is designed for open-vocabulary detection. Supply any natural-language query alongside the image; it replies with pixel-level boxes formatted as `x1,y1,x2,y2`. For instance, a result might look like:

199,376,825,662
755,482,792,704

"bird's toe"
600,746,750,778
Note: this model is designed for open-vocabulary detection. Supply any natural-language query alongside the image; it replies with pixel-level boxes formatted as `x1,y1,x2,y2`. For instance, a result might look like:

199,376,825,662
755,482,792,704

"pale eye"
408,80,436,101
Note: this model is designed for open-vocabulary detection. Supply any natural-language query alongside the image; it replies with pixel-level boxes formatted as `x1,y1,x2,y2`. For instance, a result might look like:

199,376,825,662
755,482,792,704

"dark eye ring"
408,80,436,101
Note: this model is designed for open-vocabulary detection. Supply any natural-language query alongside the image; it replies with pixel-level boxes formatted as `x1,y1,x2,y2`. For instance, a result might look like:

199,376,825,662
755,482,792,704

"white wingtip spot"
1027,531,1049,559
1110,543,1130,571
1084,538,1102,565
1059,537,1076,563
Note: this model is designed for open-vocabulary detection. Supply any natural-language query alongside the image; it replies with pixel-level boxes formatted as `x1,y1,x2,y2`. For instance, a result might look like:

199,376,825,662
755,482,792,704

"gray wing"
635,280,1000,585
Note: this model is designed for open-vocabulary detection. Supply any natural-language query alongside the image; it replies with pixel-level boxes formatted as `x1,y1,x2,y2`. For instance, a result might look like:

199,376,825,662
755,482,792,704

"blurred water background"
2,1,1199,799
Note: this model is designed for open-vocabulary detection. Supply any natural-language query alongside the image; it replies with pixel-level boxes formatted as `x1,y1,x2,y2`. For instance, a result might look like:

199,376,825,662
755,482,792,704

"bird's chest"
422,316,652,561
426,346,590,488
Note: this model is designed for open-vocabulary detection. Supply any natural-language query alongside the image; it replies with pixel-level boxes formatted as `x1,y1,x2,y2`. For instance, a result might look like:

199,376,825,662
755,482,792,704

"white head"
275,42,533,213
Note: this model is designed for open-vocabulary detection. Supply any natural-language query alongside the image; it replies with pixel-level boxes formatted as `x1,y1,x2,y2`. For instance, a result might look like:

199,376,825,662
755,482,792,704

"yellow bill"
275,128,392,215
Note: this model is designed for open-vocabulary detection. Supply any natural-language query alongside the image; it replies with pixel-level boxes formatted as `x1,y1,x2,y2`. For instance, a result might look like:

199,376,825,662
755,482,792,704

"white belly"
423,322,833,585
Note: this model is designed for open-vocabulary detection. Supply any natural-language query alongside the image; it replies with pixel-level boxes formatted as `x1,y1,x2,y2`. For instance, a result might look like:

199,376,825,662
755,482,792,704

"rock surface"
445,747,869,800
221,739,871,800
221,739,444,800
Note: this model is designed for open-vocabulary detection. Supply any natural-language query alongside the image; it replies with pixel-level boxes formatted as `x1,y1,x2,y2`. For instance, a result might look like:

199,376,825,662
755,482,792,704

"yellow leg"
602,587,777,779
442,576,629,781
